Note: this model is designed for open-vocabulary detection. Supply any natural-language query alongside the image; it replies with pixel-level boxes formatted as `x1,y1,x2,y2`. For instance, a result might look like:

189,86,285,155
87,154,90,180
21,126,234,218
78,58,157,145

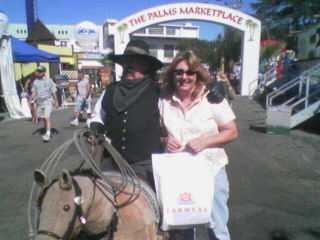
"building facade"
8,21,199,85
104,19,199,65
8,21,199,63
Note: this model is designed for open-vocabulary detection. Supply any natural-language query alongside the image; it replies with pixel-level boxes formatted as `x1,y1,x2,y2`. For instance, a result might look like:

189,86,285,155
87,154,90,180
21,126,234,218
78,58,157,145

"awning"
11,37,60,63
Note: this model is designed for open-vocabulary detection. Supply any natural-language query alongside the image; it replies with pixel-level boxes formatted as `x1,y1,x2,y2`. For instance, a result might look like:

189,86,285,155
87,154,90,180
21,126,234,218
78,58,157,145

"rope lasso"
27,128,141,239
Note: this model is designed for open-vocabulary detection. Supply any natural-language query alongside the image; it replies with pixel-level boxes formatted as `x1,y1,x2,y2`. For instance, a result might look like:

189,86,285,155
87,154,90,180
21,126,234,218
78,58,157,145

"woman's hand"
165,137,182,152
185,137,206,152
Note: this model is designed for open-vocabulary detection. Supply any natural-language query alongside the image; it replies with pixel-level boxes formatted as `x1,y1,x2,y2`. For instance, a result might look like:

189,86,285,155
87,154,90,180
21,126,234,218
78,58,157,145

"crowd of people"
24,66,92,141
25,39,238,240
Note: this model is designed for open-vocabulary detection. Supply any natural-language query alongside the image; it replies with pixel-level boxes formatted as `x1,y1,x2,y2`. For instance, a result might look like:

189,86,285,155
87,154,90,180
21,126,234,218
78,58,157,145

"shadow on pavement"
249,124,266,133
32,128,60,135
270,227,320,240
294,114,320,135
247,118,267,134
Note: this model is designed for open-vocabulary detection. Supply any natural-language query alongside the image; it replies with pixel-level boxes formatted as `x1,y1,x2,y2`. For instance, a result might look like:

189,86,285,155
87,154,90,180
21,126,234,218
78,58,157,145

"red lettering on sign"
129,6,245,27
146,8,178,20
171,8,177,15
237,16,243,25
128,15,146,27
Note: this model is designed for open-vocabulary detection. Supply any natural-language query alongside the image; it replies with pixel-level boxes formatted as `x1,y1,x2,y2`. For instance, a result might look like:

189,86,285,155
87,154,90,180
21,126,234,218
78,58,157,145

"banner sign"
128,6,244,28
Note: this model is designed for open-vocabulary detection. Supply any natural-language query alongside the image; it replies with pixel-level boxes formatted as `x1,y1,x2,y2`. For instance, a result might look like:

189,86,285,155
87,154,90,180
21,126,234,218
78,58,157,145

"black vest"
101,82,162,163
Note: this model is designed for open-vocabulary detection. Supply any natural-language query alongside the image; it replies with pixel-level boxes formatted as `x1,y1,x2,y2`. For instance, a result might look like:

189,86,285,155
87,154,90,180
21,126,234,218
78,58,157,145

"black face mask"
122,67,135,76
122,57,151,76
113,75,151,112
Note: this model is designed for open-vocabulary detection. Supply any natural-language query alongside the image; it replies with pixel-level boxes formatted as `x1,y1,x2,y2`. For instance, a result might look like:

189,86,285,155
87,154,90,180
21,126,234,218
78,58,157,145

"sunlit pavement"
0,96,319,240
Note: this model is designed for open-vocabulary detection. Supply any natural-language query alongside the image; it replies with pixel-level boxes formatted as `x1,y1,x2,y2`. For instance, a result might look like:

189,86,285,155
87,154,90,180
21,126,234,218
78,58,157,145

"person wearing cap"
31,66,59,142
70,70,92,126
88,39,163,186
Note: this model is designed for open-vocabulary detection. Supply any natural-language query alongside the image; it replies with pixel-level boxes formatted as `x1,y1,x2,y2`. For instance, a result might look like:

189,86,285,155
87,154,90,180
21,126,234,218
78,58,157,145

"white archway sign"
113,2,261,95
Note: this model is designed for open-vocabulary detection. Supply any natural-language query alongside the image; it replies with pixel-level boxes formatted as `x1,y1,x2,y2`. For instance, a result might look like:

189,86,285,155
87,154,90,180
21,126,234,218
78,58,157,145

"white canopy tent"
0,36,28,118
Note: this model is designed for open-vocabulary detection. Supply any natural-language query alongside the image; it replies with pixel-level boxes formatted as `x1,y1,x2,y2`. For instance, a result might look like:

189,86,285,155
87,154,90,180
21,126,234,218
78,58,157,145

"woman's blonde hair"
163,51,211,99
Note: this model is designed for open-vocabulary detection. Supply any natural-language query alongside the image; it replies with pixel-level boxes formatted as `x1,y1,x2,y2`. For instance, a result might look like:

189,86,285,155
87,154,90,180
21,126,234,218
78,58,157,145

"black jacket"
101,82,162,163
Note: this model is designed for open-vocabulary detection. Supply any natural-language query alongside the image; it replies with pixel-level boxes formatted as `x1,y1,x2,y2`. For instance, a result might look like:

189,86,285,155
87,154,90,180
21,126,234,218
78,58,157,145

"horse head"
34,169,90,240
33,169,168,240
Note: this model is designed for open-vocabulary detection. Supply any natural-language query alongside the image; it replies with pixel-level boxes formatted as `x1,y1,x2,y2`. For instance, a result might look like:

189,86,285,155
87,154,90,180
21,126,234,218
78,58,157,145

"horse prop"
33,168,167,240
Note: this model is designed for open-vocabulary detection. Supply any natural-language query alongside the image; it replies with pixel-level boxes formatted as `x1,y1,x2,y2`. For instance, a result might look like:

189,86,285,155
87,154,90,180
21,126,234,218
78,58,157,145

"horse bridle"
37,178,87,240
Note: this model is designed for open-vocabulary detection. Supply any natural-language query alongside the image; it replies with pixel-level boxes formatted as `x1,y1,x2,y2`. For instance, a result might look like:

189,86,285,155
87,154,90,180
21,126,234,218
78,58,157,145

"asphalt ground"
0,96,319,240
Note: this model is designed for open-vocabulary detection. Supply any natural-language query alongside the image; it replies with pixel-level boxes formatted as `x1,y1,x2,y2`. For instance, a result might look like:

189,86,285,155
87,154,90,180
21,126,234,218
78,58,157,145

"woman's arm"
185,120,238,152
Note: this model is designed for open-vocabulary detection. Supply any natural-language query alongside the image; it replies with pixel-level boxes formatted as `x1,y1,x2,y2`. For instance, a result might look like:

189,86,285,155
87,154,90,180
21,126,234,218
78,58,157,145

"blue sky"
1,0,257,40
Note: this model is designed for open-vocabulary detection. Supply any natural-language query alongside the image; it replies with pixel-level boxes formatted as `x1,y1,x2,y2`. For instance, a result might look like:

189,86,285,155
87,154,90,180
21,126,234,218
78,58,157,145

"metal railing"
266,63,320,113
248,66,277,99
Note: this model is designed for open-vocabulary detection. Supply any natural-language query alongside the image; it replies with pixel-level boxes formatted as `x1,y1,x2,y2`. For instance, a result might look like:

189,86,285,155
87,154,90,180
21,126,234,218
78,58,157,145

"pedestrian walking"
215,71,236,105
159,51,238,240
23,73,38,123
70,70,92,126
88,39,164,186
30,66,59,142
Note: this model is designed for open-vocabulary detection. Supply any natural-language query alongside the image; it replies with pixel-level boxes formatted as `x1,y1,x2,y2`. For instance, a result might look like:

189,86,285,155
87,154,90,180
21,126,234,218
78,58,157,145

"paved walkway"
0,96,319,240
224,97,320,240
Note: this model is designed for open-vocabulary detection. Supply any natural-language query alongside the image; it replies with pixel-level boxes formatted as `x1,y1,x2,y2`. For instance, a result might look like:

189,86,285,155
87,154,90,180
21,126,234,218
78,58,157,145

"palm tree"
245,19,258,41
117,23,128,43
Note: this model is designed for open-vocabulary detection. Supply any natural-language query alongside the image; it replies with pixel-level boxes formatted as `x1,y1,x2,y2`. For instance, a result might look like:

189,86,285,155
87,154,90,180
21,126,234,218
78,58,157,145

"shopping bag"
152,152,214,231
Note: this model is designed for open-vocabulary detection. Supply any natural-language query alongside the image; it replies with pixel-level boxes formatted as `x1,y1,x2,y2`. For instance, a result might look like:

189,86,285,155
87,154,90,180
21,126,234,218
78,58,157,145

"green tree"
176,38,217,69
251,0,320,30
176,27,242,73
222,27,242,72
260,42,286,62
251,0,320,51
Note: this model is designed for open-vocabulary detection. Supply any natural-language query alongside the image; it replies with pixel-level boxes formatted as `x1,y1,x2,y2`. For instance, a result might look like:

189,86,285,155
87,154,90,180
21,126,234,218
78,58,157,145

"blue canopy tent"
10,36,60,62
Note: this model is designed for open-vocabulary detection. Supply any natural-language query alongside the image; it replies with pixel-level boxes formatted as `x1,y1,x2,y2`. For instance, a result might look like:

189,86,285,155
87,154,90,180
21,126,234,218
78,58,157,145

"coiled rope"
27,128,141,239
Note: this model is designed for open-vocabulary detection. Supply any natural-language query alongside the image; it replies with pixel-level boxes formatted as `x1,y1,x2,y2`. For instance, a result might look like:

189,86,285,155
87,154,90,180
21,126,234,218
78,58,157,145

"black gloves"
205,80,225,104
89,122,105,136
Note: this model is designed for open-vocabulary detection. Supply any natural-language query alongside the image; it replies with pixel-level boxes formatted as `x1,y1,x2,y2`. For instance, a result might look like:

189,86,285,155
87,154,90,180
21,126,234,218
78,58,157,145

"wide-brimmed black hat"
109,39,163,71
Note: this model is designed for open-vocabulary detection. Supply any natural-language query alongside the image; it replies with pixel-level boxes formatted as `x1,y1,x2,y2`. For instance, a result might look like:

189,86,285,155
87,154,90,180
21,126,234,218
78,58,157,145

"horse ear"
59,169,72,191
34,169,50,188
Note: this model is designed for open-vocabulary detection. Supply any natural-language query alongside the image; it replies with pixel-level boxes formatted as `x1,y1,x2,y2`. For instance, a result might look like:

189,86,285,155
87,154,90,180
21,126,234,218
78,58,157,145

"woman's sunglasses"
173,69,197,76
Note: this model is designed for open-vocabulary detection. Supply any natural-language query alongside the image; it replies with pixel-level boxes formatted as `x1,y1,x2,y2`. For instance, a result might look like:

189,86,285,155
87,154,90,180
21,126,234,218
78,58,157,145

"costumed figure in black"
88,40,163,187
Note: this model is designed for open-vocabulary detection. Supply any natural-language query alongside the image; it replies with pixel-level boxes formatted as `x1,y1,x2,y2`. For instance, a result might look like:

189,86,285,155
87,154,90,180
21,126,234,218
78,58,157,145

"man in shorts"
31,66,59,142
70,70,91,126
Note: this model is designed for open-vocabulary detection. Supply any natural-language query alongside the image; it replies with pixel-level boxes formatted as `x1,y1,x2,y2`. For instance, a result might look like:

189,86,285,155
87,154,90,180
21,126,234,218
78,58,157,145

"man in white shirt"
31,66,59,142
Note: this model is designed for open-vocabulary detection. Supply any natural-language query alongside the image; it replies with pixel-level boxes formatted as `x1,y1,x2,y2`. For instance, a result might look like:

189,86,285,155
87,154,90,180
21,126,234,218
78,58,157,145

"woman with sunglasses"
159,51,238,240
